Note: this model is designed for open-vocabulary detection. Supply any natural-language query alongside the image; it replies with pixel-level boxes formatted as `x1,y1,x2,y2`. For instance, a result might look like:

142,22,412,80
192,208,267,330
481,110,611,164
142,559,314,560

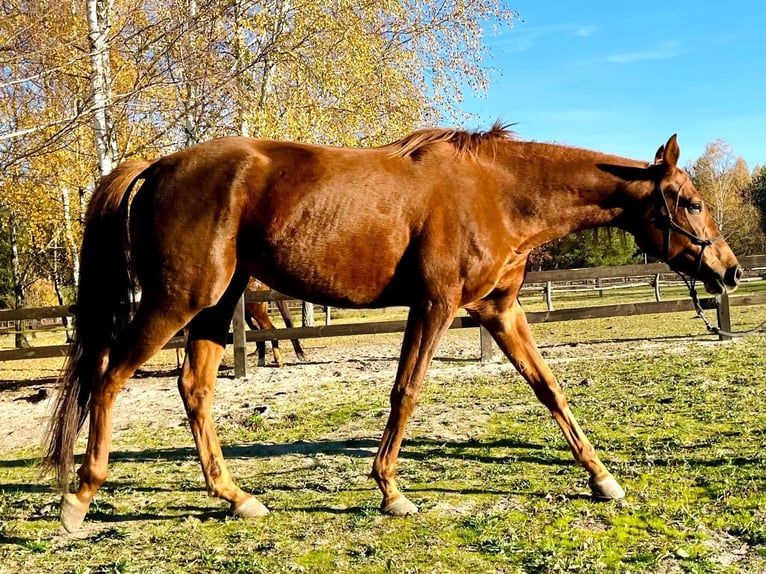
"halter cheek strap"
654,180,722,264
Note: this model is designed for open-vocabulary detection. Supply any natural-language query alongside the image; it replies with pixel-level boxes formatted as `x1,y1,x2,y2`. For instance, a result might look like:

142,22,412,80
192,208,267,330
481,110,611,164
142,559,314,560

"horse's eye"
687,202,703,214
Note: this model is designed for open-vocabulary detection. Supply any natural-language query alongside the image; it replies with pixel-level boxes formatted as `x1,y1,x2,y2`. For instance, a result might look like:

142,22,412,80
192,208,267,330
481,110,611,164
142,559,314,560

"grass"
1,289,766,573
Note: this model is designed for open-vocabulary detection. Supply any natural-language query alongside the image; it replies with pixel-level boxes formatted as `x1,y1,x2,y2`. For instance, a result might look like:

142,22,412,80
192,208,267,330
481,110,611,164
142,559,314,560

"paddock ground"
1,308,765,573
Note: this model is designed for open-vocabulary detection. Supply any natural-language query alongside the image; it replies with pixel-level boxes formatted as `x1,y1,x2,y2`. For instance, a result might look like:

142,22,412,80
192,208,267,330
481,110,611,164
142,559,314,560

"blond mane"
385,120,516,159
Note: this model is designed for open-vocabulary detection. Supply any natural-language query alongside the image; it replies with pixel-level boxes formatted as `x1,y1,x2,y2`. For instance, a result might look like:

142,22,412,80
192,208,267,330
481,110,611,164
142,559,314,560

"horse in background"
244,278,306,366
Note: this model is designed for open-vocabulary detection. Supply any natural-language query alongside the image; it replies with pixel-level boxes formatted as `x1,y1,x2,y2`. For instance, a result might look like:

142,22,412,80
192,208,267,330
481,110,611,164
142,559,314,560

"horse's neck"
494,142,650,249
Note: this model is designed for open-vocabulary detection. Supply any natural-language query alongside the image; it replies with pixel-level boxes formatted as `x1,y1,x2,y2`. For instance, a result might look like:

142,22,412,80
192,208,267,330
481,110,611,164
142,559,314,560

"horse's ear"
654,144,665,165
662,134,680,168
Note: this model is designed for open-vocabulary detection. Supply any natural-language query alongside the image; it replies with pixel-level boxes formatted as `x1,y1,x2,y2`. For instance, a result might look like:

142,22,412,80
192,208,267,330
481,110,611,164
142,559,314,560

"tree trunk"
51,262,74,343
8,214,29,349
232,0,250,138
61,186,80,292
182,0,201,146
302,301,315,327
86,0,118,178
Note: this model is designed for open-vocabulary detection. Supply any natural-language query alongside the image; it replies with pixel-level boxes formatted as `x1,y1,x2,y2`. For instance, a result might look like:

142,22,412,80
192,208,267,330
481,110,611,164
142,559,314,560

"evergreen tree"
531,230,641,270
750,165,766,234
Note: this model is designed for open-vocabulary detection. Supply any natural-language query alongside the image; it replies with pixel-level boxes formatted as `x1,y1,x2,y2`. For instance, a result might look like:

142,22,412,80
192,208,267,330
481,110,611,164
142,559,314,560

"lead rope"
679,272,766,338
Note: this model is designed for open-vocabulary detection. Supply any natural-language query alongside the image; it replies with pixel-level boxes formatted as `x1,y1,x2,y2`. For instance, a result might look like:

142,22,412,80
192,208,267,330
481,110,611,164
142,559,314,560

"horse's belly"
241,227,412,308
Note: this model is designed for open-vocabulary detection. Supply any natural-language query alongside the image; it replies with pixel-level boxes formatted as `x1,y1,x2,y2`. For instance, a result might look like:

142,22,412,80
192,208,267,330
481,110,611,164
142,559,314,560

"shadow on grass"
5,429,765,472
88,504,230,525
0,376,58,391
1,436,553,468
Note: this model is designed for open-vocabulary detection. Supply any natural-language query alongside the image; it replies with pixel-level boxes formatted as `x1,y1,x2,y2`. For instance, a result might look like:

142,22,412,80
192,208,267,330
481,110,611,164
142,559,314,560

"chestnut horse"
244,278,305,367
46,124,741,531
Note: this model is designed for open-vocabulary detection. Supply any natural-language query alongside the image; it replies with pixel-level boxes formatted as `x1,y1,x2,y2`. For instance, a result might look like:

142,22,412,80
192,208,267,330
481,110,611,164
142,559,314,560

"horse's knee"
530,381,568,412
177,371,213,414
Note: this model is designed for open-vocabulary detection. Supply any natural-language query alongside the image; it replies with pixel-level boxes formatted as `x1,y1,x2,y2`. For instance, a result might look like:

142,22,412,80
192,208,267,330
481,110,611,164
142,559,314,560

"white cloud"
574,25,599,37
496,23,599,51
605,41,682,64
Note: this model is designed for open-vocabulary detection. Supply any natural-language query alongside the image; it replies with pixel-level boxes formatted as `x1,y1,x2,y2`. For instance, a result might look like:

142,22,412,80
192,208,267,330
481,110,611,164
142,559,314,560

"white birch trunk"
86,0,118,177
233,0,250,138
183,0,200,146
61,186,80,292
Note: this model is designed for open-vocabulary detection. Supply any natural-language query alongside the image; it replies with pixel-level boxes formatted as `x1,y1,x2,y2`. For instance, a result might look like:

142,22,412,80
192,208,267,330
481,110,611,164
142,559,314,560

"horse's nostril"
726,265,743,286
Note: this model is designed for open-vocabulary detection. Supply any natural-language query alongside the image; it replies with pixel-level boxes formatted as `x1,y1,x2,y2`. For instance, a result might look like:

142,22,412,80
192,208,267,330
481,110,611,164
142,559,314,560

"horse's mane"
384,120,516,159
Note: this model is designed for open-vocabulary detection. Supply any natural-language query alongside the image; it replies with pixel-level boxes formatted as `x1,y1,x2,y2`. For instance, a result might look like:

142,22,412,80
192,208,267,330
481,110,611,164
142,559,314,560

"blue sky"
460,0,765,171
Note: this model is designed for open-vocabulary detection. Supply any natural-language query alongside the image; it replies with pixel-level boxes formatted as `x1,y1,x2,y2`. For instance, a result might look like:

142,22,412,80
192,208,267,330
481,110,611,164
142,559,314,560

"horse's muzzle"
703,264,741,295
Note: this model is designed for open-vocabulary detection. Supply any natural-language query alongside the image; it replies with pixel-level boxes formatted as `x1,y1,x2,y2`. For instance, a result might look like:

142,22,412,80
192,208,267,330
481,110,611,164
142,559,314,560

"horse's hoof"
381,496,419,516
589,474,625,501
231,496,270,518
60,493,89,533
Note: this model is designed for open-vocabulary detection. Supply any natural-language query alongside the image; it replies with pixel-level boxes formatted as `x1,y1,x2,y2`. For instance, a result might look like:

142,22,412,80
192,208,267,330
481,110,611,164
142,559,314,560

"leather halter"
653,179,722,271
653,180,766,337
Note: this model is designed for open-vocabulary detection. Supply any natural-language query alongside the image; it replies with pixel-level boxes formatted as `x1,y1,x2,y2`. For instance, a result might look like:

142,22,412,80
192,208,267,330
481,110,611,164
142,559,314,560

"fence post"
232,294,247,378
653,274,662,302
716,291,732,342
480,326,494,363
302,301,315,327
545,281,554,311
325,306,331,326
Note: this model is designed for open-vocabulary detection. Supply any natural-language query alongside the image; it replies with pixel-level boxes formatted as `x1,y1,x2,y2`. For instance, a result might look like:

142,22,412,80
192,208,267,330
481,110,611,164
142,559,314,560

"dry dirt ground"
0,325,702,457
1,328,507,455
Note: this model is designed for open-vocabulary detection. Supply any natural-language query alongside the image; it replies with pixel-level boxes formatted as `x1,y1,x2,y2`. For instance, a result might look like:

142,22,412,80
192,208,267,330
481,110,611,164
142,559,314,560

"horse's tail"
276,300,306,361
44,159,155,491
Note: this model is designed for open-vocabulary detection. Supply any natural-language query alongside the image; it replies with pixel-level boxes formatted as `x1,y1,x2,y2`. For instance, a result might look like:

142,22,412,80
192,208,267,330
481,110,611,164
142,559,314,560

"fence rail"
3,255,766,368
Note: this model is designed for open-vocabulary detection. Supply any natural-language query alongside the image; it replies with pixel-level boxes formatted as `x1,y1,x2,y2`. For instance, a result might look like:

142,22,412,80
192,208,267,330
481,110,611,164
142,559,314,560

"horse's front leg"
178,271,268,518
467,297,625,500
372,299,458,515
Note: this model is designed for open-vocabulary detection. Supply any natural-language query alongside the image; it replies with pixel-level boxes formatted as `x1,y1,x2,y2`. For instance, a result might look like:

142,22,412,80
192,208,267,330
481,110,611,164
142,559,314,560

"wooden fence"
2,255,766,375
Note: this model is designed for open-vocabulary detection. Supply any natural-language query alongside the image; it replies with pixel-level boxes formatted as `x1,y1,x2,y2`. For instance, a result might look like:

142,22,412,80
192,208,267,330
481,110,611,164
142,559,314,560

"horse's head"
631,135,742,294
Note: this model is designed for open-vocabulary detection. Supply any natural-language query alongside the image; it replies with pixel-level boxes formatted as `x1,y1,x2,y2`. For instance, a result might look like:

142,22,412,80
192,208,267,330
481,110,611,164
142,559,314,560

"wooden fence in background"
2,255,766,376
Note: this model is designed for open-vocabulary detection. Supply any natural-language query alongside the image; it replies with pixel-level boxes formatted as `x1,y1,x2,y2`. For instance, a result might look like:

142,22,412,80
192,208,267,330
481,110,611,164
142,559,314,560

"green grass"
2,297,766,572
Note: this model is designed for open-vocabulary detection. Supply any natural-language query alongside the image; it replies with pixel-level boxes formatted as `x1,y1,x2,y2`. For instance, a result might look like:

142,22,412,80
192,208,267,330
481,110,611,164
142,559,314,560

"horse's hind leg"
246,306,280,367
252,302,283,367
178,270,269,517
467,296,625,500
61,303,193,532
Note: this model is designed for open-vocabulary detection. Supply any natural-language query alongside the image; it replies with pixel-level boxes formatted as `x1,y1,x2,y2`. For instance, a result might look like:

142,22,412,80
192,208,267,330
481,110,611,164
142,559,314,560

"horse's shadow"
3,428,763,536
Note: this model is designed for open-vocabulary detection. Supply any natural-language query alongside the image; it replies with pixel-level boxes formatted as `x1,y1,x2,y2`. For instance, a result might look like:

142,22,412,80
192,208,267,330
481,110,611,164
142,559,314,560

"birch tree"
86,0,119,176
689,140,765,255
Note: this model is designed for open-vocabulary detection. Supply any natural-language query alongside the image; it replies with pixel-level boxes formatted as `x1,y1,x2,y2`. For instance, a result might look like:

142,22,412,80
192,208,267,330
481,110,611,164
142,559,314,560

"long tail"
276,300,306,361
44,159,155,491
